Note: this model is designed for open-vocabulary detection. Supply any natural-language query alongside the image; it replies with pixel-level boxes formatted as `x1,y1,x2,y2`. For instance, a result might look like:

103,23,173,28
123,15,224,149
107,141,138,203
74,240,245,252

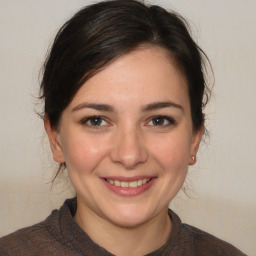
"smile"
102,177,155,197
105,178,150,188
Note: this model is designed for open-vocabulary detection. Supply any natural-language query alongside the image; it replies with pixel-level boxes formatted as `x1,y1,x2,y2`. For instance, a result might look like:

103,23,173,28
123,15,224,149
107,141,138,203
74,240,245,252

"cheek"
149,133,191,169
61,134,109,173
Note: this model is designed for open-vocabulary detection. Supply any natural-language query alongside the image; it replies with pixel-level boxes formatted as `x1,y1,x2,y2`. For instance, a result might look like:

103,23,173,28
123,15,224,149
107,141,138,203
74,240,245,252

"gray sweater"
0,198,246,255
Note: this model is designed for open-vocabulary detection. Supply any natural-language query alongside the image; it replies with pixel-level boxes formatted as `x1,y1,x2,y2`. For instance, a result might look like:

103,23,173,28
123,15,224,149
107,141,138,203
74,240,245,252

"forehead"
69,46,189,109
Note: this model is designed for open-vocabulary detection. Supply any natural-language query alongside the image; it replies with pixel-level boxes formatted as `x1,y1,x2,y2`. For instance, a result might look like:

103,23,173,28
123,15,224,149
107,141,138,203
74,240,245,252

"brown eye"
148,116,175,127
89,117,103,126
152,117,165,126
81,116,107,127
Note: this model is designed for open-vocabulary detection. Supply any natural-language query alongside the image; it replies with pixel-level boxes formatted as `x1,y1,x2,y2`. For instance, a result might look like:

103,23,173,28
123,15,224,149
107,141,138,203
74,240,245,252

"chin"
103,204,157,228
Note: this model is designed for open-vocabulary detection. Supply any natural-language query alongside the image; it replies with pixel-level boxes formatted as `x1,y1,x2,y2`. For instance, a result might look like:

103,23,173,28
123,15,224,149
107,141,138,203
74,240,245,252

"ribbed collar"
47,198,183,256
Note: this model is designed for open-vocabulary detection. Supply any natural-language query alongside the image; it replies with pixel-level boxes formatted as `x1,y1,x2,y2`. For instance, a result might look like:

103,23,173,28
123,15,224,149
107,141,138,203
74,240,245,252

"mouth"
104,178,151,188
101,176,156,197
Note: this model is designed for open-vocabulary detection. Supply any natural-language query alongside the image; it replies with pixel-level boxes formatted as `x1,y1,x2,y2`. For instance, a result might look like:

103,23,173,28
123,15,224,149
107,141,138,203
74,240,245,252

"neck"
74,200,171,256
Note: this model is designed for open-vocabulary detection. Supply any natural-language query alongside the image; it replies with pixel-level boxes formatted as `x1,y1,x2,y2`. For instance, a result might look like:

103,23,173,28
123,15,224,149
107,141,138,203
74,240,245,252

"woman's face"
46,46,203,227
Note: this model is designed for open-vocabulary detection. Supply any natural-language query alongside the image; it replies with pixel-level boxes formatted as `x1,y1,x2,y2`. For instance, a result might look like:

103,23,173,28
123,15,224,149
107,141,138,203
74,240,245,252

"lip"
102,175,154,182
101,176,157,197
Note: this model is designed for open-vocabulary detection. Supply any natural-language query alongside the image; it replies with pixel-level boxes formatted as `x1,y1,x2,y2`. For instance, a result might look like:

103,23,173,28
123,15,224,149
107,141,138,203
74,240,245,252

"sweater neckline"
55,197,182,256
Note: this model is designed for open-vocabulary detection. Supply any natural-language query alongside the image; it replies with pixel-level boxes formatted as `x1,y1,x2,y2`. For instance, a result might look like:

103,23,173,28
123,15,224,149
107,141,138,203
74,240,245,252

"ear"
44,115,65,163
189,124,204,165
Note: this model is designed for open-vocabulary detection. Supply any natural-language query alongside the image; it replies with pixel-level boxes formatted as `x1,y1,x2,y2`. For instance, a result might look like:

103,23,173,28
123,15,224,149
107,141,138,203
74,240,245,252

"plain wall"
0,1,255,255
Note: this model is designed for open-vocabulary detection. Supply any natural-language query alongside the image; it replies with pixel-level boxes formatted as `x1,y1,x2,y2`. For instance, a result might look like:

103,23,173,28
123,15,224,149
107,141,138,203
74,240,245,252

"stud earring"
189,155,196,165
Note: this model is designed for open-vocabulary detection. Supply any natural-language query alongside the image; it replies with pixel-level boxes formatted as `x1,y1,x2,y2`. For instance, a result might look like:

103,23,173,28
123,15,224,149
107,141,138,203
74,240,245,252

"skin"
45,46,204,256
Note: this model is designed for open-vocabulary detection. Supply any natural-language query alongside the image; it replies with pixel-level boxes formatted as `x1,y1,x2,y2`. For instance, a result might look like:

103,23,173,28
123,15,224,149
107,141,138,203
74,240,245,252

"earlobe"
189,124,204,165
44,115,65,163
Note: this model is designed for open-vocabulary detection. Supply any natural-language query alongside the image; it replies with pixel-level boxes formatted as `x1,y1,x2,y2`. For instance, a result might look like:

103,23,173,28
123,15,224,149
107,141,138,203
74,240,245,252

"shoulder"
165,209,246,256
0,210,60,256
0,198,82,256
181,223,246,256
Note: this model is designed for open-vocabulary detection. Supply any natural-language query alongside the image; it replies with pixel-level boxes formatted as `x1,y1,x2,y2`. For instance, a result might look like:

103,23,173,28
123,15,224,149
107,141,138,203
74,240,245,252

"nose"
110,126,148,169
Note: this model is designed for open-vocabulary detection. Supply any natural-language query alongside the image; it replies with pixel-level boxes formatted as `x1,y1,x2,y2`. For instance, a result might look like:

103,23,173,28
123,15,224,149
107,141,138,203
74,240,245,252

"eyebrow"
142,101,184,112
72,103,114,112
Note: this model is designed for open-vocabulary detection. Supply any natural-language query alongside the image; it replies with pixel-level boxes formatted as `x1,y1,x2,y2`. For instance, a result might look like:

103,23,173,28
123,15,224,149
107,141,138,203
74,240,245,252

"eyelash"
146,116,176,127
80,115,175,129
80,116,108,129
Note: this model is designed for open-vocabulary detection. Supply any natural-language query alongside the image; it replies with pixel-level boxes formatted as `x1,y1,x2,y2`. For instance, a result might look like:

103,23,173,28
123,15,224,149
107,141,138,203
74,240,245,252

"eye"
147,116,175,127
81,116,108,127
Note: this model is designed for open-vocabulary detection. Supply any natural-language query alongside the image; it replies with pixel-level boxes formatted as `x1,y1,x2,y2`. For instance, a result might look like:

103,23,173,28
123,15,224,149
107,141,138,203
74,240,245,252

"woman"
0,0,246,255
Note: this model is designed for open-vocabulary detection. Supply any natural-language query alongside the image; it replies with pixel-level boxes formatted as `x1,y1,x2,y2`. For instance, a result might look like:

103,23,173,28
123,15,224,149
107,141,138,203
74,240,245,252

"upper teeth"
106,178,150,188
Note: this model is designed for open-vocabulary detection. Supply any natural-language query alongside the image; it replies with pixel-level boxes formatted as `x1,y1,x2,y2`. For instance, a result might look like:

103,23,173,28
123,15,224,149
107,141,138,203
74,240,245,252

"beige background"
0,1,255,255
